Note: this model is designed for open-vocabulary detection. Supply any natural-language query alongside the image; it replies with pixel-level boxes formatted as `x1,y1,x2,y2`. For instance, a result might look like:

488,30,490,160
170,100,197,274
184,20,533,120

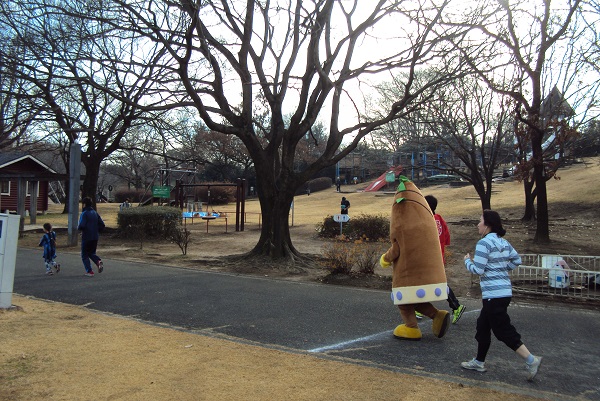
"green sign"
152,186,171,198
385,172,396,183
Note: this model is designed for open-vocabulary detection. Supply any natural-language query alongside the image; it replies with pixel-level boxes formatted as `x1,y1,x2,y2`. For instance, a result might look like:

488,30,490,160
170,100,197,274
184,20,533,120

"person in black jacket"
77,197,106,277
340,197,350,214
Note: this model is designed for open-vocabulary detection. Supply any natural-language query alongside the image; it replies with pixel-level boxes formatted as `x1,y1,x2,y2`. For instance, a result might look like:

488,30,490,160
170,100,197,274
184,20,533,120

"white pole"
0,214,20,308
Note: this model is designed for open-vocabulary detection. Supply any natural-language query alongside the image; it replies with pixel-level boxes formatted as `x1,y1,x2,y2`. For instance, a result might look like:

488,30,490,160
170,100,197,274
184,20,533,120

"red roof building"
0,152,58,215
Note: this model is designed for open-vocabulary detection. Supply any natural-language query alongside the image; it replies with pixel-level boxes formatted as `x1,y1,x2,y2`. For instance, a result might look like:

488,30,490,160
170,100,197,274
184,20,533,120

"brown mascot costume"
380,176,451,340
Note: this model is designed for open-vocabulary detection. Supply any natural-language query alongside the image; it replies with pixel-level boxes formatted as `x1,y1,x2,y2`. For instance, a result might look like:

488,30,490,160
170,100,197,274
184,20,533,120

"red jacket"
434,213,450,262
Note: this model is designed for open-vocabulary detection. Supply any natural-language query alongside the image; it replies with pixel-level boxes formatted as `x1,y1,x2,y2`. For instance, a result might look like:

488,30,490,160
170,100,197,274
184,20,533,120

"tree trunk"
62,179,70,214
472,177,491,210
249,189,299,260
82,160,101,206
478,188,492,210
530,130,550,243
521,179,536,221
533,164,550,243
62,149,71,214
245,153,304,261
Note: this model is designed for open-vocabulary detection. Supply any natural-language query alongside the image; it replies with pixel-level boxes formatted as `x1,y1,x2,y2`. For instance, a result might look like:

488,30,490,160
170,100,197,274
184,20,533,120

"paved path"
12,248,600,401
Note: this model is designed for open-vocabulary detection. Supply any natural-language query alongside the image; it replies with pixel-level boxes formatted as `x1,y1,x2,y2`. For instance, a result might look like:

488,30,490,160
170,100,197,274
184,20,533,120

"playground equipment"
140,167,198,206
175,178,246,232
364,166,403,192
182,211,228,233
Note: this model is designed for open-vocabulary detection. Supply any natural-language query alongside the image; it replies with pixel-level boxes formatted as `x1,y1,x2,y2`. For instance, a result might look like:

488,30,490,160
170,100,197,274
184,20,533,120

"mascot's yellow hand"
380,254,392,268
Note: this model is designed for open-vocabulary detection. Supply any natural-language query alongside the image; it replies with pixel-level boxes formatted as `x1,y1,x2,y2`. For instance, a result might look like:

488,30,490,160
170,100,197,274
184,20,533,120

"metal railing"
472,254,600,301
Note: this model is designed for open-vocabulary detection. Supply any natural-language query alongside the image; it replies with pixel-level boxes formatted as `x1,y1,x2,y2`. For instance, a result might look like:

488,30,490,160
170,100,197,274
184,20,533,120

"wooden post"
235,179,241,231
29,181,38,225
16,178,26,236
240,179,245,232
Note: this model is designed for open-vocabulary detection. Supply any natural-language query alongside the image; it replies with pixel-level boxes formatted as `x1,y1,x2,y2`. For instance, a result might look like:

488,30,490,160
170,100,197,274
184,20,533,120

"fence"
472,254,600,301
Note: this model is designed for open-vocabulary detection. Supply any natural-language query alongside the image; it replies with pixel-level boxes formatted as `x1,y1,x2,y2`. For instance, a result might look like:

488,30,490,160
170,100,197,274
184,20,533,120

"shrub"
320,239,387,276
114,190,146,203
117,206,182,247
315,215,340,238
194,184,235,205
321,240,356,275
308,177,332,192
316,214,389,241
170,227,192,255
295,177,333,195
347,214,389,241
353,240,387,275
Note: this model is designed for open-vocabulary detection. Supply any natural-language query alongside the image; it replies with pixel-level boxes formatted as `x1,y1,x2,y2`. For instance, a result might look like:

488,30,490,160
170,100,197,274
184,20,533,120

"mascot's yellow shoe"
432,310,451,338
393,324,422,341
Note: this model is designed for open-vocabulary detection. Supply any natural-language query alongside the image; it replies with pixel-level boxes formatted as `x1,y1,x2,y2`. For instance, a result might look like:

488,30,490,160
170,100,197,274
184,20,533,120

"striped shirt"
464,233,521,299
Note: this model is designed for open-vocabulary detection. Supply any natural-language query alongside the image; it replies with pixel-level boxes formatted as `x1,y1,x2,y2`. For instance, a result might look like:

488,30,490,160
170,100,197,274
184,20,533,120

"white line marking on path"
308,330,391,353
307,309,482,354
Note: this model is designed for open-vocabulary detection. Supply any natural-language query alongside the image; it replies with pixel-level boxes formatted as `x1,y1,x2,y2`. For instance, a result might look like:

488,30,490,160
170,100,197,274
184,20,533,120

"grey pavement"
11,248,600,401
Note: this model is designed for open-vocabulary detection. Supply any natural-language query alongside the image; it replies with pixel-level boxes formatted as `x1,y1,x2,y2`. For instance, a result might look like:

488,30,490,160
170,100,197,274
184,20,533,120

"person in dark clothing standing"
340,197,350,214
425,195,466,324
78,197,106,277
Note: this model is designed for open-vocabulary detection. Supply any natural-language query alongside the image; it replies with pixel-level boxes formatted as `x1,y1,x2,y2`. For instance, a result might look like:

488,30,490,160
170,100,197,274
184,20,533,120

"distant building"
541,86,575,122
0,152,57,214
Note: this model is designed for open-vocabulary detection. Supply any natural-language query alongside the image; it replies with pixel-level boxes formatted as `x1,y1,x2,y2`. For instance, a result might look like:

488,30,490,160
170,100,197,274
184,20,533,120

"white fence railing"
472,254,600,301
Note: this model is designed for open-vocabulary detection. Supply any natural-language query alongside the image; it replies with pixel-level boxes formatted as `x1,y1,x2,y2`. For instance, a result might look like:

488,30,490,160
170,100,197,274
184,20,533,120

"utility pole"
67,144,81,246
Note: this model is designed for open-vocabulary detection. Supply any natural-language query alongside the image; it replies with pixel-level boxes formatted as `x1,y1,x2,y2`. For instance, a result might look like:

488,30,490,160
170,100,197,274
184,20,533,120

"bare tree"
193,129,254,182
104,0,467,260
105,135,163,190
421,77,516,210
443,0,599,243
366,76,427,153
0,33,41,149
0,0,172,203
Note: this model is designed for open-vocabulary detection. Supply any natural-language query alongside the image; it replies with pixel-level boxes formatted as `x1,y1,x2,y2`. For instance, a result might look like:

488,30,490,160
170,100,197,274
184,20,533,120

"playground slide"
363,175,389,192
363,167,403,192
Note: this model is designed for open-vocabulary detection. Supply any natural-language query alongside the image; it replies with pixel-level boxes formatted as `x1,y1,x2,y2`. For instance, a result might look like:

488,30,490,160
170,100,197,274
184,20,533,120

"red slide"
363,166,403,192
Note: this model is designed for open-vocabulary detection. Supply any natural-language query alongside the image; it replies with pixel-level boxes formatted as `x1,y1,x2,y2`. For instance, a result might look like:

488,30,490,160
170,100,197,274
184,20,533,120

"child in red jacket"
425,195,466,324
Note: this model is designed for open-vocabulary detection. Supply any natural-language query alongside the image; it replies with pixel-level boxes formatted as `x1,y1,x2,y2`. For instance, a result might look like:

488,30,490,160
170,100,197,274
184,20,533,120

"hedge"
295,177,333,195
117,206,182,240
193,185,235,205
316,213,390,241
114,190,147,203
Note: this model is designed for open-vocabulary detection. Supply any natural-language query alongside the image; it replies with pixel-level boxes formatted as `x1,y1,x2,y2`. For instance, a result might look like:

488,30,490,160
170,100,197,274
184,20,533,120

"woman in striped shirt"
461,210,542,381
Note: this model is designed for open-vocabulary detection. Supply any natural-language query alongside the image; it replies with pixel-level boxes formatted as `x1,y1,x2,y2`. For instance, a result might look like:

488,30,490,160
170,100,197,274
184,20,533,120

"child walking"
426,195,466,324
461,210,542,381
415,195,466,324
39,223,60,276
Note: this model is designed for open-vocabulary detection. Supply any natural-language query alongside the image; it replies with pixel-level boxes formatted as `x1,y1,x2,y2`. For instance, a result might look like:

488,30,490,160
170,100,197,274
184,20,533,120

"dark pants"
475,297,523,362
447,287,461,310
81,239,101,273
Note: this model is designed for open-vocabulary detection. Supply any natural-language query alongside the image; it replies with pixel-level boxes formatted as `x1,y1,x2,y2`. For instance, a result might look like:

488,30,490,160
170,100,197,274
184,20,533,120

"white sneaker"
525,356,542,381
461,358,486,372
